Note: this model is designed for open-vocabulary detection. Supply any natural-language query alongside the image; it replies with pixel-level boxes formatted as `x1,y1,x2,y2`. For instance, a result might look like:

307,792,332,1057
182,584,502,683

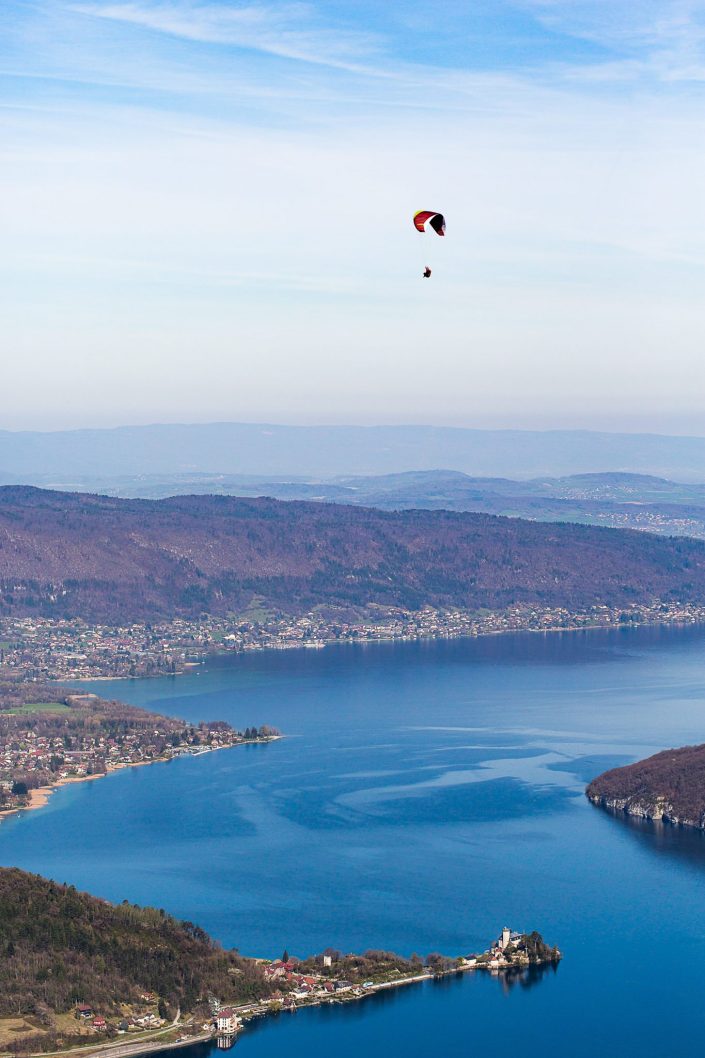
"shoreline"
54,611,705,686
22,956,556,1058
588,793,705,832
0,737,282,824
11,957,557,1058
223,948,560,1052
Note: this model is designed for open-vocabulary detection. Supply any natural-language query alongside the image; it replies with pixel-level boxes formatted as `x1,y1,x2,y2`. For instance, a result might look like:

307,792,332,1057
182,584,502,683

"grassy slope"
7,703,70,715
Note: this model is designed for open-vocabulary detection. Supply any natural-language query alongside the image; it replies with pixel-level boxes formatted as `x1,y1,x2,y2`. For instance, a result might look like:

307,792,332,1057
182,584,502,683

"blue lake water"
3,625,705,1055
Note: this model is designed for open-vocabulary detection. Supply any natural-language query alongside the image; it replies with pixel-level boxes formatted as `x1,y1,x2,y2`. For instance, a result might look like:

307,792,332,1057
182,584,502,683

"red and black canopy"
413,210,445,235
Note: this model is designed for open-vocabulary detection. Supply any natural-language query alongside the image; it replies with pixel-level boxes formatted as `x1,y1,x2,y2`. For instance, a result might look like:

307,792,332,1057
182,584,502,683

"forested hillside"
0,869,270,1020
1,487,705,622
587,744,705,829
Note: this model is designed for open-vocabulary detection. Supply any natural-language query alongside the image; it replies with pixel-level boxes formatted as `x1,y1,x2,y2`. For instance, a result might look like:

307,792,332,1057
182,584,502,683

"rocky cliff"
587,743,705,828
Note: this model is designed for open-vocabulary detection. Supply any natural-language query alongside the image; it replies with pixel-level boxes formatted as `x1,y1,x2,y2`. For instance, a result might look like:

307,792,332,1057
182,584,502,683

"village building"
216,1009,241,1035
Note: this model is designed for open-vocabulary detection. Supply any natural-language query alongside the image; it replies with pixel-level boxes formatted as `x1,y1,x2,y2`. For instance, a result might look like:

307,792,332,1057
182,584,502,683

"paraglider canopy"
413,210,445,236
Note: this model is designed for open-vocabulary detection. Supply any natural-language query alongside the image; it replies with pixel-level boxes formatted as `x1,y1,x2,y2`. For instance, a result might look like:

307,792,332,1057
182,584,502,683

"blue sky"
3,1,705,432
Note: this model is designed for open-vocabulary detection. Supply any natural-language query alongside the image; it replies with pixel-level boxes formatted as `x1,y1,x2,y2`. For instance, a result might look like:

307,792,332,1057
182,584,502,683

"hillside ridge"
0,866,270,1014
1,488,705,622
587,744,705,829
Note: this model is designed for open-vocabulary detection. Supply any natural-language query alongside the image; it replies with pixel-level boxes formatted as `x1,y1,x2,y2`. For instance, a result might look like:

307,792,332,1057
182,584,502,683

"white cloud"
518,0,705,79
71,0,385,70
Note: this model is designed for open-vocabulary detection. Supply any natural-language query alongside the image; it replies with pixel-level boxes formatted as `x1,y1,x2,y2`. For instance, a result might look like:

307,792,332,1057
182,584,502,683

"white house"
216,1009,241,1035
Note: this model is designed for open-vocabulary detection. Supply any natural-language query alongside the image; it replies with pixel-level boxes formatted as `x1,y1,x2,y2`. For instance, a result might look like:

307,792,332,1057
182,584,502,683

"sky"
3,0,705,433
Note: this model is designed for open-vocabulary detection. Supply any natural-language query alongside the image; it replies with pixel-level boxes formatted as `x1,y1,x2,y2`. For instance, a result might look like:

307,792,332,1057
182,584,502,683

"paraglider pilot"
423,266,432,278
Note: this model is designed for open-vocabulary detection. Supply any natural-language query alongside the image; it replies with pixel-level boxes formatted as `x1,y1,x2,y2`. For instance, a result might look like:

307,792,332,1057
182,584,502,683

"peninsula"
587,743,705,829
0,681,279,818
0,868,561,1056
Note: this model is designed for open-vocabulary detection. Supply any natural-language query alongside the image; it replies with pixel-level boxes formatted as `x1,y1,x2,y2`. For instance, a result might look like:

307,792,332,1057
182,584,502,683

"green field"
8,702,71,715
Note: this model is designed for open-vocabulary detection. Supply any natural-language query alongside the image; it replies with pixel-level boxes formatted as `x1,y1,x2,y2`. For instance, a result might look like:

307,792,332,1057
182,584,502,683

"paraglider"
413,210,445,277
413,210,445,236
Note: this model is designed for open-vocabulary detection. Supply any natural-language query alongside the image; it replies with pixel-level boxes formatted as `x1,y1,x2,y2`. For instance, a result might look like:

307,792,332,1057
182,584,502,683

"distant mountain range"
1,487,705,623
2,422,705,480
10,469,705,540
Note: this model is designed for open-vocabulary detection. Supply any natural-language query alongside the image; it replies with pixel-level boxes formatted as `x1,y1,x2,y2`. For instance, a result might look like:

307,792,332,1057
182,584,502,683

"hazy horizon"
3,420,705,481
3,415,705,439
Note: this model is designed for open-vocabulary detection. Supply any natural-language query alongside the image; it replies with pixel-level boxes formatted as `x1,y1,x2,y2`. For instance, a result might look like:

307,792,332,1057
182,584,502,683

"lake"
2,625,705,1056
